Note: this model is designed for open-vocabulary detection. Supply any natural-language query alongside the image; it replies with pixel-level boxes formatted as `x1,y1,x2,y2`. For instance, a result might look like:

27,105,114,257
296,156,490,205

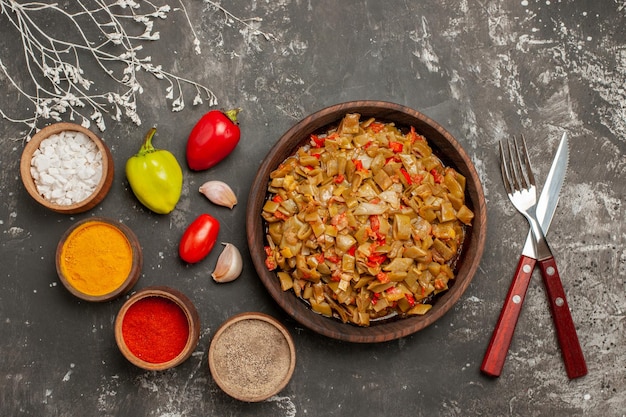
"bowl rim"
246,100,487,343
114,286,201,371
19,122,114,214
208,312,296,402
56,217,143,302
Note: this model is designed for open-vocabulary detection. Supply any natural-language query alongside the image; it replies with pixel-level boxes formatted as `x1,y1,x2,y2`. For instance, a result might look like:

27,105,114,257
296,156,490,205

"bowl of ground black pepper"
20,122,114,214
115,286,201,371
208,312,296,402
56,217,142,302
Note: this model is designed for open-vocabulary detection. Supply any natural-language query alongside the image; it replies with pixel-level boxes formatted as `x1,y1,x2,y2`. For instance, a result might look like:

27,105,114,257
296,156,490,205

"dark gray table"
1,1,624,416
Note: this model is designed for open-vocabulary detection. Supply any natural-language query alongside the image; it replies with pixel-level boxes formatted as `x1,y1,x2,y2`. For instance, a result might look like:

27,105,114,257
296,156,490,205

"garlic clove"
212,243,243,283
199,180,237,209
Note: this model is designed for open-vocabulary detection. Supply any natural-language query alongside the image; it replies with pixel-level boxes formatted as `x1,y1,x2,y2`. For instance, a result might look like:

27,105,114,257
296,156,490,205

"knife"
481,133,573,377
523,135,587,379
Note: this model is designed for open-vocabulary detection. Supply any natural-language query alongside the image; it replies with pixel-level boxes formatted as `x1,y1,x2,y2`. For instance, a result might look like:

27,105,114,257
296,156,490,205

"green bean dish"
262,113,474,326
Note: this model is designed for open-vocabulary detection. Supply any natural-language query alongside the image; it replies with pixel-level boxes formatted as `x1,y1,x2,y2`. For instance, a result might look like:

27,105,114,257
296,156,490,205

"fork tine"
509,136,526,190
518,134,536,187
499,140,513,194
500,136,537,194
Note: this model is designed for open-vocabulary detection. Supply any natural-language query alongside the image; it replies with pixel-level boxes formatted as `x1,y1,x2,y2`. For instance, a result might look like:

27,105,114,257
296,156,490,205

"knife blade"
481,133,569,377
524,133,569,258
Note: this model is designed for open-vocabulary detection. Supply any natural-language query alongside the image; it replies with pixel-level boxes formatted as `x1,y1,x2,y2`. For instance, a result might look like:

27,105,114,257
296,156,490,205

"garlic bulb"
199,180,237,209
212,243,243,283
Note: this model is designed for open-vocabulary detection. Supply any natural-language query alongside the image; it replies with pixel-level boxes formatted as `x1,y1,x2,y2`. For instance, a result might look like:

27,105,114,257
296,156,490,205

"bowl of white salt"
20,122,114,214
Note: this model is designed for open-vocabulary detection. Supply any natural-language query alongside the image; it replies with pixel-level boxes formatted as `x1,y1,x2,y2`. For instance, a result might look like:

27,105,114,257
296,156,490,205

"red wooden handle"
538,257,588,379
481,255,536,377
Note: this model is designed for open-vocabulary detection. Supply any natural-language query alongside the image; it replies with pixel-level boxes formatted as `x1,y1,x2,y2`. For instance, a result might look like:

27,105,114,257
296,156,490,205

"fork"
500,136,587,379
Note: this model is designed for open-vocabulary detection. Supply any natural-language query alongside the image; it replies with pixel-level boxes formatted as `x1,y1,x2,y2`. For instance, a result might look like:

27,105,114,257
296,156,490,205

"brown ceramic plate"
246,101,487,343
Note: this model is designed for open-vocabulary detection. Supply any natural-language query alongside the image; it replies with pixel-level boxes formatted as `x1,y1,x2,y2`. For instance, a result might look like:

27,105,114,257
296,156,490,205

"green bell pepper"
126,127,183,214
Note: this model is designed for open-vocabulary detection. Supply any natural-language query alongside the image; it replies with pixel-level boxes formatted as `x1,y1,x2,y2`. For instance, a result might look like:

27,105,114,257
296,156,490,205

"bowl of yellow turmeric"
56,217,143,302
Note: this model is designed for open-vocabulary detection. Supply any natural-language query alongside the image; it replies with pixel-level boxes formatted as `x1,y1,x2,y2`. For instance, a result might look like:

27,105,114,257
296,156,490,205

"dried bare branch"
0,0,274,140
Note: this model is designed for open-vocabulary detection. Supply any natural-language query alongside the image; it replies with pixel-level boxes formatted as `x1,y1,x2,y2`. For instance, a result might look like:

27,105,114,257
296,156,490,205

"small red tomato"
186,108,241,171
179,213,220,263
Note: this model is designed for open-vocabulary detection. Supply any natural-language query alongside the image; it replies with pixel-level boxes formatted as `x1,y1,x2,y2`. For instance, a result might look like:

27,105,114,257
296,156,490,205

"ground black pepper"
210,318,293,400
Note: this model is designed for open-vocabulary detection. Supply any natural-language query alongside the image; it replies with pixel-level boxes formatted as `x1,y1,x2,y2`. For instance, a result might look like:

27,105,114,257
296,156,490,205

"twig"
0,0,274,140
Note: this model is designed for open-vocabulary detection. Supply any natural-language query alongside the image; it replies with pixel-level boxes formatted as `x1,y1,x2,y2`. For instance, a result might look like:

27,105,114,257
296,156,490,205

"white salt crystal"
54,175,68,186
40,173,55,185
78,166,95,180
33,156,52,172
85,151,97,163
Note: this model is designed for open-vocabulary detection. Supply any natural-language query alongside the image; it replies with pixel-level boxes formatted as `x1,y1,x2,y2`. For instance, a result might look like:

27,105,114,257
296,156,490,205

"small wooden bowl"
56,217,142,302
246,100,487,343
20,122,114,214
115,286,201,371
208,312,296,402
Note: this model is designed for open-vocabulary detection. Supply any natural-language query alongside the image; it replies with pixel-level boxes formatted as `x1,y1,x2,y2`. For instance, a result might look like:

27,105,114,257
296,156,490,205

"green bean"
262,113,474,326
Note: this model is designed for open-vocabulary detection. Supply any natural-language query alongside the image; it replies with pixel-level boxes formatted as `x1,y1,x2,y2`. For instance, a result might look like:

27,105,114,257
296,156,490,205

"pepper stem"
224,108,242,125
138,127,157,155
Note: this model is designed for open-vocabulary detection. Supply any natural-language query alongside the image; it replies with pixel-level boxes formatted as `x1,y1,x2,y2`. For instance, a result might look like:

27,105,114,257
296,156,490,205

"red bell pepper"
186,109,241,171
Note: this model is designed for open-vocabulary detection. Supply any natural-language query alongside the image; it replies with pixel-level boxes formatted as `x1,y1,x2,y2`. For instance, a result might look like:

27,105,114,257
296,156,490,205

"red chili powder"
121,296,190,364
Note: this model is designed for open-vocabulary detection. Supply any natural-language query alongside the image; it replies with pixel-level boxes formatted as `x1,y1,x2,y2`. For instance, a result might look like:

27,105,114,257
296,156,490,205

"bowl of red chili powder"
115,286,201,371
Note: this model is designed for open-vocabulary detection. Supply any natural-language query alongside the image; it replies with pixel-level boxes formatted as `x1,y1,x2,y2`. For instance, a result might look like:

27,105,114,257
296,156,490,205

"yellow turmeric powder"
59,220,133,296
